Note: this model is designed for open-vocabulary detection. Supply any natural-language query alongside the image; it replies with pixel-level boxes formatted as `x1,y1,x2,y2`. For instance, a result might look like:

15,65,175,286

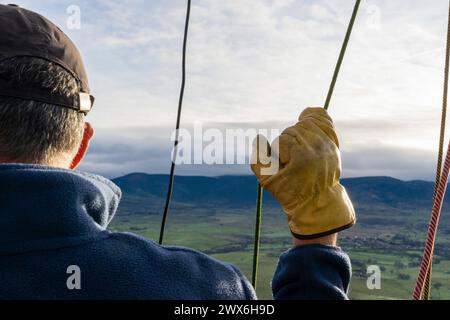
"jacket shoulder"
102,231,256,300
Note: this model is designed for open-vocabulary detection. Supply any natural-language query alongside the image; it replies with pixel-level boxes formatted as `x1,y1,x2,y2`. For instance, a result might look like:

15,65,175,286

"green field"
110,195,450,300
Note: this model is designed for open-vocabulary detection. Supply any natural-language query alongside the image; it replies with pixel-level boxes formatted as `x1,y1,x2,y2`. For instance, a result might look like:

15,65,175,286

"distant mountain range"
112,174,440,209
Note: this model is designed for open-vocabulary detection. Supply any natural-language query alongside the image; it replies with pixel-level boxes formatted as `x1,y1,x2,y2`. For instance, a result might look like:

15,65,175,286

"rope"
325,0,361,110
416,0,450,300
413,140,450,300
251,184,263,289
159,0,191,245
251,0,361,290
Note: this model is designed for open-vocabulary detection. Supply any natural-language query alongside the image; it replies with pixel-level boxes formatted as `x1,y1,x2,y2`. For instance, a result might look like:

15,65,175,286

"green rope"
252,184,264,289
251,0,361,292
325,0,361,110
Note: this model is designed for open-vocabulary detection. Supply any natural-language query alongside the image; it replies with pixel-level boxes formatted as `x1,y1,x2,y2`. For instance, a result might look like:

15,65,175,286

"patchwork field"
110,191,450,300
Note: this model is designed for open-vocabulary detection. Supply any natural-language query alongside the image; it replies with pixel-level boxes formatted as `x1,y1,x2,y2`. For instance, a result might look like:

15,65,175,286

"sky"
12,0,450,180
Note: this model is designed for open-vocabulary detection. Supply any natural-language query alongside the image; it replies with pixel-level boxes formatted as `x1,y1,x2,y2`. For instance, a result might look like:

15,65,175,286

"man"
0,4,356,300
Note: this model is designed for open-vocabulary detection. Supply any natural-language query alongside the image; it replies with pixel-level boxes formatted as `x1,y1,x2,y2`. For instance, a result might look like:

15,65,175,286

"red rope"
413,140,450,300
421,0,450,299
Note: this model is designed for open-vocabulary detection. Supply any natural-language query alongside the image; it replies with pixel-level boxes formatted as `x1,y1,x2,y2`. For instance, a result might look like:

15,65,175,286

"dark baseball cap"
0,4,94,114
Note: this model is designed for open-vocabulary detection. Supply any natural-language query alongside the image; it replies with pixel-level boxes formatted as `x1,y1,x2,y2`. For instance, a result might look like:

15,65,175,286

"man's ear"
70,122,94,170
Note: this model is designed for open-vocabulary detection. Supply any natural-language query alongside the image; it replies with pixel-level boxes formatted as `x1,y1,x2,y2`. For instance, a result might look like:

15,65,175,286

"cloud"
79,122,440,181
10,0,450,179
342,143,437,180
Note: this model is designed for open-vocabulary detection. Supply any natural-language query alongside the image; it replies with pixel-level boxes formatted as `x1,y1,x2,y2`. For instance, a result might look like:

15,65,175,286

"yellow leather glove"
251,107,356,239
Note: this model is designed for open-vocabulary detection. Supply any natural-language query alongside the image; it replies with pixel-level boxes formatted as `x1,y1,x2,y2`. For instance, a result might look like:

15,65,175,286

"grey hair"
0,57,85,165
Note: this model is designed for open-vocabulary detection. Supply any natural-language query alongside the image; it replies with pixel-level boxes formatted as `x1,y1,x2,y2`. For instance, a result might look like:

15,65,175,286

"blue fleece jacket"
0,164,351,300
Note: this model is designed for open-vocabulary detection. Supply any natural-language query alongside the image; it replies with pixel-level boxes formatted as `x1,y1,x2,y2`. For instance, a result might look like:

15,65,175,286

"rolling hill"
112,174,440,209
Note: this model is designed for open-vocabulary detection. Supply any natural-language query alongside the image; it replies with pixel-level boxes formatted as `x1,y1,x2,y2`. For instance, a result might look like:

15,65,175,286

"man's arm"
272,234,351,300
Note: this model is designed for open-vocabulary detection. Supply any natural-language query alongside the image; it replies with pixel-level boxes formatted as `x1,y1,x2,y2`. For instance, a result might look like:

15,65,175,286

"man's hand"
251,107,356,240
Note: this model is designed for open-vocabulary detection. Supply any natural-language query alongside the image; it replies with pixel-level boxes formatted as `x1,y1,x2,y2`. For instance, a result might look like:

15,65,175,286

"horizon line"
110,172,437,184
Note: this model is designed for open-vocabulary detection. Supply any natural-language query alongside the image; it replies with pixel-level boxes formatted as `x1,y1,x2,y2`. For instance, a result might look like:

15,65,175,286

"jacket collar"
0,164,121,251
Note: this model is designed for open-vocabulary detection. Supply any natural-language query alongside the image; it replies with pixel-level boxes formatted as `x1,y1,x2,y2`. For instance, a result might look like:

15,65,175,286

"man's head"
0,4,95,169
0,57,93,168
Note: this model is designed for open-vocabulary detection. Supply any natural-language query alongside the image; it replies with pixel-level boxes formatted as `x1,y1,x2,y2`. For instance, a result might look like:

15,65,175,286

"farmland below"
109,174,450,300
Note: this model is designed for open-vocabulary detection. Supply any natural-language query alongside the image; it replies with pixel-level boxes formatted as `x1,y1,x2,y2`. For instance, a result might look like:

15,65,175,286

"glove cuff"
290,220,355,240
287,184,356,240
